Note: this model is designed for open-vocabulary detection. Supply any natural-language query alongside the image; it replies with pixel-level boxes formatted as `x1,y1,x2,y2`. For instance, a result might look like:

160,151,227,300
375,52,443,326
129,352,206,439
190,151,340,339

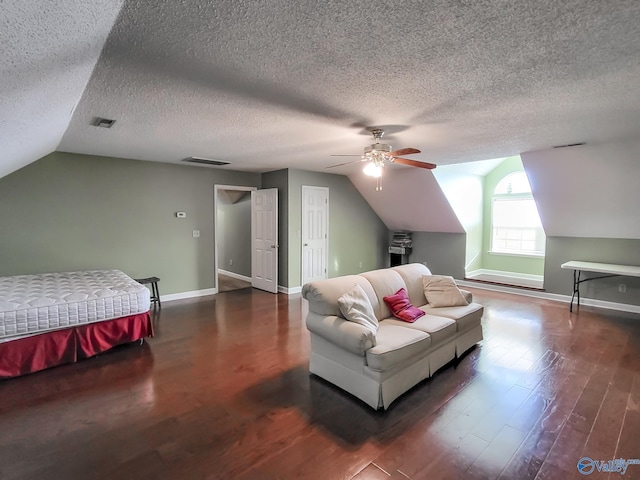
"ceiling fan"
327,128,436,191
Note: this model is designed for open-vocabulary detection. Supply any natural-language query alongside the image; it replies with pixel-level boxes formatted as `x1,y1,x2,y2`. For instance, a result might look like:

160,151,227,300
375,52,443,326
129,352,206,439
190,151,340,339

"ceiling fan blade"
326,158,366,168
387,147,420,157
392,157,437,169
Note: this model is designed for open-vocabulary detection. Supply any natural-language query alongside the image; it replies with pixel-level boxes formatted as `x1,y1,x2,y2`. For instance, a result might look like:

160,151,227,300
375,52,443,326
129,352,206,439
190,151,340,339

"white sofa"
302,263,484,410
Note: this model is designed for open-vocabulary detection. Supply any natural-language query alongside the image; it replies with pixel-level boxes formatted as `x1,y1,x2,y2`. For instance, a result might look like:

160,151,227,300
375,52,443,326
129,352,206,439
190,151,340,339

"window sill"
488,251,545,259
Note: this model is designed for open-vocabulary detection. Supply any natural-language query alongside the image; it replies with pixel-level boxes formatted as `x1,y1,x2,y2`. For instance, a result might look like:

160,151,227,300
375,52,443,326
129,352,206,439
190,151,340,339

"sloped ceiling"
349,167,464,233
2,0,640,238
53,0,640,176
0,0,125,178
522,139,640,239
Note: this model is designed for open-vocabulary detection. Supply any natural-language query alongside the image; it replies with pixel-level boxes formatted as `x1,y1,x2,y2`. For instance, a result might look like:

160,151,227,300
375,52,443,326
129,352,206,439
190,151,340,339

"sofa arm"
459,289,473,304
306,312,374,356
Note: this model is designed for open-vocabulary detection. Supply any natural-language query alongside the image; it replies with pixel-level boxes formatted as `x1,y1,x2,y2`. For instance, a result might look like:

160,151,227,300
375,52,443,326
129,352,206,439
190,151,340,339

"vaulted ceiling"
2,0,640,181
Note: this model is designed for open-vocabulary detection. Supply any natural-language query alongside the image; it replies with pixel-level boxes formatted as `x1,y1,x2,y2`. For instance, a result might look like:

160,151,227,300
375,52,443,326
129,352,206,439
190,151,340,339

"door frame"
301,185,329,285
213,184,256,292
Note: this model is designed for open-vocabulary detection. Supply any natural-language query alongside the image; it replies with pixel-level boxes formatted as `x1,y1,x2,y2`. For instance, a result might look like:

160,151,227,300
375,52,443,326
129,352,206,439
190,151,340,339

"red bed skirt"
0,312,153,379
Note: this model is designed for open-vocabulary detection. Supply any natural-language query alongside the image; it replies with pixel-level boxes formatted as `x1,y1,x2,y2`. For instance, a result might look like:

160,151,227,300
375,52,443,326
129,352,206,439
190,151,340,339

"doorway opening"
214,185,255,293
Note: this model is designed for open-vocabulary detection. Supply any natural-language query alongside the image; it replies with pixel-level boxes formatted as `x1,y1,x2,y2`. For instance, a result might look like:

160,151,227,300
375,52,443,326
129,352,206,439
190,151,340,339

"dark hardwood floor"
217,272,252,293
1,287,639,479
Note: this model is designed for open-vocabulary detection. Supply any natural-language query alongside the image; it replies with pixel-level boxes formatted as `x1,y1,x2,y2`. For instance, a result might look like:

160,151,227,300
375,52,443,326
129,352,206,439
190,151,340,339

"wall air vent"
553,142,586,148
182,157,230,166
92,117,116,128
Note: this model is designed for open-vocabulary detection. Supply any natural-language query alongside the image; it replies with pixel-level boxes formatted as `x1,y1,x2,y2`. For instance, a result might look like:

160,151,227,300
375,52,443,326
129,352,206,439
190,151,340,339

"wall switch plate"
193,230,200,238
619,284,627,293
229,259,233,266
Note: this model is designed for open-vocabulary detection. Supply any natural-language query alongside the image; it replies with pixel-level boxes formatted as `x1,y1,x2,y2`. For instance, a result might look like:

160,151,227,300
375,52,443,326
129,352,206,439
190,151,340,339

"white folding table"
561,261,640,312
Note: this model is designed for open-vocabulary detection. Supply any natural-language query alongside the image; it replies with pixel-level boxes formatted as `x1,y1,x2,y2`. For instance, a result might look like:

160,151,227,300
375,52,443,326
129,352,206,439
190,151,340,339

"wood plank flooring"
1,288,640,479
217,272,252,292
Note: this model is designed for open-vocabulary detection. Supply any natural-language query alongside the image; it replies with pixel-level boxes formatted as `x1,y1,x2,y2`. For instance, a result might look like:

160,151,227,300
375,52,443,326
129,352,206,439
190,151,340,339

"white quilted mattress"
0,270,151,341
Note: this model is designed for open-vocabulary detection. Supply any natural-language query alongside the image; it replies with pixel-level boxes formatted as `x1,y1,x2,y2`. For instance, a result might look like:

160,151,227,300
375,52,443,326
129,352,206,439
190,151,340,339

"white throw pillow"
337,284,379,344
422,275,469,308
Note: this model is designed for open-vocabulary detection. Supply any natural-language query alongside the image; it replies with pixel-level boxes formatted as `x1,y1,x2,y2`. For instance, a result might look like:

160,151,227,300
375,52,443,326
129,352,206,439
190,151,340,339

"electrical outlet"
192,230,200,238
229,259,233,266
619,284,627,293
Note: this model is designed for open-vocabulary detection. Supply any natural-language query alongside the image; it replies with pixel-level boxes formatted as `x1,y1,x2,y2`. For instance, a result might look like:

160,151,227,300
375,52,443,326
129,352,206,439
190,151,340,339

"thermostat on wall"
176,211,187,218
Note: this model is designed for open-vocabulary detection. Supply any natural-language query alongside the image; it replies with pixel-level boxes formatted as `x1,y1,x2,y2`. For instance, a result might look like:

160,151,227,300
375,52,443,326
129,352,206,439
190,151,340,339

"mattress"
0,270,151,341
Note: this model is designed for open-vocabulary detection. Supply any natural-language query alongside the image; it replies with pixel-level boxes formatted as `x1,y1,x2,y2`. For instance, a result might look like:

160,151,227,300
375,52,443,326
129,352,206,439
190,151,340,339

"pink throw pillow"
383,288,426,323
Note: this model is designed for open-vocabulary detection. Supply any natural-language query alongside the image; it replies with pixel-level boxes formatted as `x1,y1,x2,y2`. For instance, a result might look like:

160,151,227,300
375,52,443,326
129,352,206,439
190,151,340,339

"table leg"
570,269,580,312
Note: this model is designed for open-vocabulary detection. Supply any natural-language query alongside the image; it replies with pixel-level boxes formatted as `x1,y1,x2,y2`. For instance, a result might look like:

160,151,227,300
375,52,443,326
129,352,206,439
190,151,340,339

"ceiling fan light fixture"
363,162,382,177
327,128,428,192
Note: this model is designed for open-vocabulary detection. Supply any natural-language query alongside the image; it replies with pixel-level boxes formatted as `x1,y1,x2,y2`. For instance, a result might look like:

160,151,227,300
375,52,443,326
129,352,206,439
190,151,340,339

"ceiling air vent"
553,142,585,148
182,157,230,166
92,117,116,128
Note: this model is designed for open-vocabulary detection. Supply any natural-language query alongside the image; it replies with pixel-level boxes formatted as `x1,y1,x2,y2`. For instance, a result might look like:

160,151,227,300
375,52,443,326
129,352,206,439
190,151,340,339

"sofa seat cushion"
382,314,457,345
422,303,484,332
366,323,431,372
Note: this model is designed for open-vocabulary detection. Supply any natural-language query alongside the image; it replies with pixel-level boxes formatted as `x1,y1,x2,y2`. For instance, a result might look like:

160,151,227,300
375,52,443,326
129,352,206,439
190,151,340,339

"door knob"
304,243,309,246
270,244,279,248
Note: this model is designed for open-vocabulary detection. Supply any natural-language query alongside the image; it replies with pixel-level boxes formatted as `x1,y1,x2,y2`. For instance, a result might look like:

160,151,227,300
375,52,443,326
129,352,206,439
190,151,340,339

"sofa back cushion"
302,275,378,317
392,263,431,307
360,269,407,320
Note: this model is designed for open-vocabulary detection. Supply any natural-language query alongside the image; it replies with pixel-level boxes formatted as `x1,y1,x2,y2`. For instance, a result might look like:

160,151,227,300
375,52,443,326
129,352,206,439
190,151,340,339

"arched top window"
494,172,531,195
491,171,545,256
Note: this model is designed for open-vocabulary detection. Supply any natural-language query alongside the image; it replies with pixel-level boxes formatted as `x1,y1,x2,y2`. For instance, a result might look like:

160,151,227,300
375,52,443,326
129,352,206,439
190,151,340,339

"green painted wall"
481,156,545,275
217,193,251,277
0,152,261,294
409,232,467,279
287,169,388,287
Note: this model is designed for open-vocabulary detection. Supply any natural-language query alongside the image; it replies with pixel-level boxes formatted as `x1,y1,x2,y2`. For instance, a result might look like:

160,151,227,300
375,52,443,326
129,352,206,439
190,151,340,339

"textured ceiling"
2,0,640,180
0,0,125,178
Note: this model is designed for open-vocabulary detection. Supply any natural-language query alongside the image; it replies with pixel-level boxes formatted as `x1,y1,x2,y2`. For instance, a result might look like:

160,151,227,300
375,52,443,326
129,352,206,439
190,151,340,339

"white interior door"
301,186,328,285
251,188,278,293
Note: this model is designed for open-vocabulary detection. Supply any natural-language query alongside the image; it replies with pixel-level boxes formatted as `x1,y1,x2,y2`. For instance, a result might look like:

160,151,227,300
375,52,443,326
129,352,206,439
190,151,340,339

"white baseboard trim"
161,288,218,303
278,285,302,295
218,269,251,282
161,284,301,301
456,279,640,315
